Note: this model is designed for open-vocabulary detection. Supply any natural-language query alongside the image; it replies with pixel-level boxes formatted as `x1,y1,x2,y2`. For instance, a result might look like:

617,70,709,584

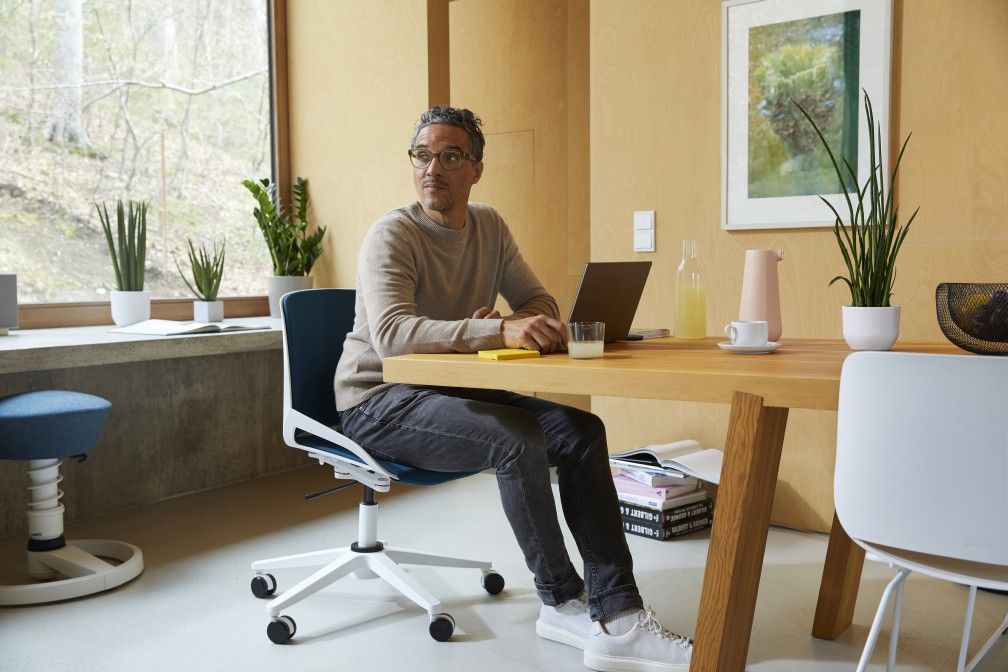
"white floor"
1,468,1006,672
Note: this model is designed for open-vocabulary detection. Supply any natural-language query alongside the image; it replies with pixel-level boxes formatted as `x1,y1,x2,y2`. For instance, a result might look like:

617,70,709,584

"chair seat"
0,391,111,460
293,429,478,486
860,540,1008,591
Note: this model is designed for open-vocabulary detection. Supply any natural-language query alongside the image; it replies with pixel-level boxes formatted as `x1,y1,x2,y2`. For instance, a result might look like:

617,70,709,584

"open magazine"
609,438,723,484
110,319,269,336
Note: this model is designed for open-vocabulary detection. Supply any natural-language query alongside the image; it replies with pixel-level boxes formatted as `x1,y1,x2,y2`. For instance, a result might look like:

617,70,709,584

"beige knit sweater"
334,201,559,411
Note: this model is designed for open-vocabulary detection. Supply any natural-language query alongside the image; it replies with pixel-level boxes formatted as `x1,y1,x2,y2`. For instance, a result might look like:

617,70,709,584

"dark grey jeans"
339,384,643,621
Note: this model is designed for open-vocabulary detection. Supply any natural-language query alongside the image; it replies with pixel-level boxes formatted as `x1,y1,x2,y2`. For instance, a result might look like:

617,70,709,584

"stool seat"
0,390,111,460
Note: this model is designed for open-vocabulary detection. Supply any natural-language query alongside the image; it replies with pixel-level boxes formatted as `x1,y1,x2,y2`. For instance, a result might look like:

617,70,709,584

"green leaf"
793,90,917,306
245,176,326,276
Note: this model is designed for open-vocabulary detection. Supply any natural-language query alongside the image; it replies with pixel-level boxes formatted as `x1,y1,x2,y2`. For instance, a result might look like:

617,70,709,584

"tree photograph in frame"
721,0,892,230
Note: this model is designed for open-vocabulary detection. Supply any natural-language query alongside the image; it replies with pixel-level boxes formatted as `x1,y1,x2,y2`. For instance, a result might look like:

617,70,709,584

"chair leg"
366,552,442,614
252,547,351,572
857,568,910,672
266,551,367,616
384,545,492,570
958,585,978,672
886,574,906,671
965,607,1008,672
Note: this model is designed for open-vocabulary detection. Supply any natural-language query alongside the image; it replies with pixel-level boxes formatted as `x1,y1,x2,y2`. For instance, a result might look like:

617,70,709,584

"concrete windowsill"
0,317,282,374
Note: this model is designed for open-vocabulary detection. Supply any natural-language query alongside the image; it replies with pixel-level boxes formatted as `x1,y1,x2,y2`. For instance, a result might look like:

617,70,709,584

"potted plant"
242,176,326,317
175,238,225,322
97,200,150,327
795,92,918,350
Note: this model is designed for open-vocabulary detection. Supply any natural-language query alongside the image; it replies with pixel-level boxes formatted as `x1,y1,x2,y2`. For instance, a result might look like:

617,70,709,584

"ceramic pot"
267,276,312,318
194,300,224,323
110,290,151,327
842,306,900,351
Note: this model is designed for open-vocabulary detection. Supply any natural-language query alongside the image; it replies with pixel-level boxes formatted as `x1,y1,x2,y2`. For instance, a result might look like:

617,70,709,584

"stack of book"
613,468,714,541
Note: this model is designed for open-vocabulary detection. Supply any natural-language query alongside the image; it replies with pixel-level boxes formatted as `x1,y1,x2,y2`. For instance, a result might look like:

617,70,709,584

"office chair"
0,390,143,605
249,288,504,644
835,351,1008,671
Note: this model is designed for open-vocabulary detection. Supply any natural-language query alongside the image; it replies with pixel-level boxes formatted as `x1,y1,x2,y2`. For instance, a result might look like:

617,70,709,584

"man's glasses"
408,148,476,170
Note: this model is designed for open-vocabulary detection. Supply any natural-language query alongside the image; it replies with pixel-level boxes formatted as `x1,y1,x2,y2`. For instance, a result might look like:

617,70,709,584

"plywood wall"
287,1,1007,532
286,0,432,290
450,0,590,314
590,0,1008,532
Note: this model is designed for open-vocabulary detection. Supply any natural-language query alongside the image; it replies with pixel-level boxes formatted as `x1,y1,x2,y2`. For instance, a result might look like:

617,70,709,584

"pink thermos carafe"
738,249,783,342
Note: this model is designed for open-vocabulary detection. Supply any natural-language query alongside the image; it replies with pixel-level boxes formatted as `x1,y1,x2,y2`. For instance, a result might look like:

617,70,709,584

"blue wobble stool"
0,390,143,605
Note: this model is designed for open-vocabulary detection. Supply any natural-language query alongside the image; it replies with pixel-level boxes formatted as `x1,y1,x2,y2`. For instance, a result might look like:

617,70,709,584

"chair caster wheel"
251,574,277,598
482,570,505,595
429,613,455,642
267,615,296,644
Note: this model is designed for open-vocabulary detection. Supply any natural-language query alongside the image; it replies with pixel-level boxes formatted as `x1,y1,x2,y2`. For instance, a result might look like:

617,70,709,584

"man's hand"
501,314,568,353
472,306,502,319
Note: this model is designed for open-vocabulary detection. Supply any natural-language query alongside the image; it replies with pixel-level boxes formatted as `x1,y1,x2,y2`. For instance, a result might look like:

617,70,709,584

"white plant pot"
842,305,901,351
267,275,313,318
110,290,151,327
194,300,224,323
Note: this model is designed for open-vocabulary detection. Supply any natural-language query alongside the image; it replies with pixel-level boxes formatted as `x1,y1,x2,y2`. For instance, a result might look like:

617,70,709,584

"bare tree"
27,0,39,147
173,0,212,197
45,0,90,146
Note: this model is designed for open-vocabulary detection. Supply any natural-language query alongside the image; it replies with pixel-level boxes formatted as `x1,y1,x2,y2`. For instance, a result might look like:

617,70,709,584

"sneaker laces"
638,607,694,648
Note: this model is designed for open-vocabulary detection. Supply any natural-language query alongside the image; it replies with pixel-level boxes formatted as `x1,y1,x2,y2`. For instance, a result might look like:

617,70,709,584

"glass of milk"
567,321,605,359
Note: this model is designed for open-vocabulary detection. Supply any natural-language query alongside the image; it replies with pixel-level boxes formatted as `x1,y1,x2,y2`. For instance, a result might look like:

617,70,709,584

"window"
0,0,277,308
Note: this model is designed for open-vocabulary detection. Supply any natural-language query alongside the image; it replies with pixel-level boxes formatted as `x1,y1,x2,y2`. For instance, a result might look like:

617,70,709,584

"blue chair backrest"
281,289,357,429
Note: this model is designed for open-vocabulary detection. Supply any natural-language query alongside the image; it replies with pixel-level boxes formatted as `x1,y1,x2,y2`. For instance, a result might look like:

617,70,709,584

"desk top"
384,338,961,411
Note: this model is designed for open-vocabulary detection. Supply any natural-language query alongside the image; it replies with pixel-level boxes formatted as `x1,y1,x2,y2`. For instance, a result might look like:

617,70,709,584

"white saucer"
717,341,781,354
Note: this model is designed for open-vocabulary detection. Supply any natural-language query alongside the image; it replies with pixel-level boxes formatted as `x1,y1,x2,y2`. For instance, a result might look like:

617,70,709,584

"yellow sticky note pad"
477,348,541,361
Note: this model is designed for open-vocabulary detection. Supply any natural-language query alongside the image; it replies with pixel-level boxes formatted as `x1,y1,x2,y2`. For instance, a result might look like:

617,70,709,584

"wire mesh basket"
936,283,1008,355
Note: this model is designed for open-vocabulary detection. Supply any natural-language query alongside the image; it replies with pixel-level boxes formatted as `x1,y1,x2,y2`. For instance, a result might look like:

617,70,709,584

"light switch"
633,210,655,252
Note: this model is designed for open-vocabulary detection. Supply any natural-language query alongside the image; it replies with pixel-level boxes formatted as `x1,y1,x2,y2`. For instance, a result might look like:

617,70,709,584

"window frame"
16,0,290,329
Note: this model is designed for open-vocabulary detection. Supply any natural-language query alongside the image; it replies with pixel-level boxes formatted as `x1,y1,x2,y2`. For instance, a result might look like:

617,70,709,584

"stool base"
0,539,143,606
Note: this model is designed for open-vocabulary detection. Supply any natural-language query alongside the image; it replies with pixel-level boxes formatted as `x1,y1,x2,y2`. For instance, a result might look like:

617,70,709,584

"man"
335,105,692,672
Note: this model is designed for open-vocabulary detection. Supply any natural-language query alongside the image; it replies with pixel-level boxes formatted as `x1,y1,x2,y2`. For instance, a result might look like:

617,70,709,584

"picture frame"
721,0,893,230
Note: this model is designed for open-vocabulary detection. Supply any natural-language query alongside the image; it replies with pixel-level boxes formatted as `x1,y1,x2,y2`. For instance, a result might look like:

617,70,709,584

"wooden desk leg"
811,512,866,639
692,391,788,672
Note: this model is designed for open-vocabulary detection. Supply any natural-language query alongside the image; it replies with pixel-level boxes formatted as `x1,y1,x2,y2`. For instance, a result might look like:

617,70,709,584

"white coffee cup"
724,320,769,346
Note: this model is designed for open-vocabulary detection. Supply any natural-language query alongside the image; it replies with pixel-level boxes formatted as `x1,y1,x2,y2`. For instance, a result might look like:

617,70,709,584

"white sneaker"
583,607,693,672
536,596,592,649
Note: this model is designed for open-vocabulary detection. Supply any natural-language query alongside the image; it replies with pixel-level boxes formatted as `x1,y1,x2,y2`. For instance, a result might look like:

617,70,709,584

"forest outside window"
0,0,276,311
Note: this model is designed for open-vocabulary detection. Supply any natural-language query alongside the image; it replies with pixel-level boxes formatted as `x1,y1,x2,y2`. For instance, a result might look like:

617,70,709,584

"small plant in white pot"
97,200,150,327
242,176,326,317
795,92,918,350
176,238,225,322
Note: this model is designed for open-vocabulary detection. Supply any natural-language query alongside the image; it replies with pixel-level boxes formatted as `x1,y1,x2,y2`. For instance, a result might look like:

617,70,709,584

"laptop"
567,261,651,342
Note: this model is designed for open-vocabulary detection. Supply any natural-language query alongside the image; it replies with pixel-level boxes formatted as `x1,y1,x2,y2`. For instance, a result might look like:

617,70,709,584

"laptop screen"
567,262,651,342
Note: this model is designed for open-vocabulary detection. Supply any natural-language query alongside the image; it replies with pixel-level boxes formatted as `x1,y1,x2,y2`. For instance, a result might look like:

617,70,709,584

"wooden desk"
384,337,959,671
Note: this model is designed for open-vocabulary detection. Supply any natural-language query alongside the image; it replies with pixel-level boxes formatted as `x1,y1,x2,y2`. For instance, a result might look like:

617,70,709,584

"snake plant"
97,200,148,291
794,91,918,307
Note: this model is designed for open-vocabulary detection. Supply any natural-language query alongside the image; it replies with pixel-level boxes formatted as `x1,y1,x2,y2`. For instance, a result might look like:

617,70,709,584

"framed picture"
721,0,893,230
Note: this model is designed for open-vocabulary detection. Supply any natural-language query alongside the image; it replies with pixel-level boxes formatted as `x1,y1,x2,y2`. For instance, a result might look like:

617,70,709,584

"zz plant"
97,200,148,291
794,91,918,307
176,239,225,301
242,176,325,276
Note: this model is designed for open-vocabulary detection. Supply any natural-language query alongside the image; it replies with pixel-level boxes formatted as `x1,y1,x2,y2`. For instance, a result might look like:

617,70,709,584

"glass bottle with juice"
675,239,707,339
